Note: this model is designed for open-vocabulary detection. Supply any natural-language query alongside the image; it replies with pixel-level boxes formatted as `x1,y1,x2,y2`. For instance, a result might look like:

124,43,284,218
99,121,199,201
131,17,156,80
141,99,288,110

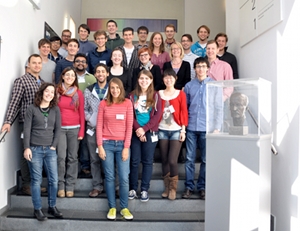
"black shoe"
182,188,193,199
48,206,63,218
34,209,48,221
199,190,205,200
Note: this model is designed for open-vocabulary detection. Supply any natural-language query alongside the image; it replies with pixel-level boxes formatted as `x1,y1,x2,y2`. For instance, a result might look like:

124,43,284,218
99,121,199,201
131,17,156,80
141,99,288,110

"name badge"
151,133,158,143
78,78,86,83
139,95,146,101
168,105,175,113
96,148,98,153
86,129,94,136
20,132,24,139
100,60,106,64
116,114,124,120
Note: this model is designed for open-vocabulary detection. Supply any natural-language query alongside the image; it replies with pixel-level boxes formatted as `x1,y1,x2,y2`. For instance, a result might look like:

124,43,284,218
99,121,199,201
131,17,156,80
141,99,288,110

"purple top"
151,52,171,74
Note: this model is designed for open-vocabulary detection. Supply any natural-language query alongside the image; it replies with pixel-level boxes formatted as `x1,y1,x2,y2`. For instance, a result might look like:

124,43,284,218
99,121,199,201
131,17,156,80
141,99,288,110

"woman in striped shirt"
96,77,134,221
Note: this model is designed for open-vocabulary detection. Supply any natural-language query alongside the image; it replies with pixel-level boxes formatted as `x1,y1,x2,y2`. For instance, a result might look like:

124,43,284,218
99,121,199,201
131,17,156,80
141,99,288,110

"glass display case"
206,77,272,136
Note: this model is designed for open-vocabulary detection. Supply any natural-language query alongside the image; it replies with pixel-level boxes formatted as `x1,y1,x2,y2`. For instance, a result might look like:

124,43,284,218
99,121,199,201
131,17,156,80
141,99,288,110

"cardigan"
159,90,188,128
162,61,191,90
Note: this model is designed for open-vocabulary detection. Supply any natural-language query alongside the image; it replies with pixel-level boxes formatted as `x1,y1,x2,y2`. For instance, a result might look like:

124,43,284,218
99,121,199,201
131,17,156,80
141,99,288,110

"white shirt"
124,46,134,65
183,52,199,80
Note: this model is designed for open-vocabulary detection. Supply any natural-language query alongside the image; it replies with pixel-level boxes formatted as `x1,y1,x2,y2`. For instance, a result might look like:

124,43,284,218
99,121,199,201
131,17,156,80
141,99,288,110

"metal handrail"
246,107,278,155
0,109,20,143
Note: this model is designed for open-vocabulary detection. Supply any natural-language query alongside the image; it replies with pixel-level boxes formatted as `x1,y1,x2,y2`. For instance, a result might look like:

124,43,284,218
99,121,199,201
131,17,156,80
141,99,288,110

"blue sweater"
55,58,73,84
78,40,97,57
87,47,112,73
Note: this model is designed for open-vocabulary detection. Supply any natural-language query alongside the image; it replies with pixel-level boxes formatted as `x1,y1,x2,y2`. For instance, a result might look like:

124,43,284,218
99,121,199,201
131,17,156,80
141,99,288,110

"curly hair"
34,82,57,108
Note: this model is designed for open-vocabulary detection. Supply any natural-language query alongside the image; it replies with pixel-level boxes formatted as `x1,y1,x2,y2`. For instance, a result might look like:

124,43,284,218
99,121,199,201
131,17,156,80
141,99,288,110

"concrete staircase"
0,161,205,231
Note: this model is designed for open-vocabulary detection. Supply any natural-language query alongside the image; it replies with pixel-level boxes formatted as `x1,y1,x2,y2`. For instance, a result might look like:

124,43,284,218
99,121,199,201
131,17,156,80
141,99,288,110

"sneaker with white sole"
128,190,137,200
120,208,133,220
107,208,116,220
140,191,149,202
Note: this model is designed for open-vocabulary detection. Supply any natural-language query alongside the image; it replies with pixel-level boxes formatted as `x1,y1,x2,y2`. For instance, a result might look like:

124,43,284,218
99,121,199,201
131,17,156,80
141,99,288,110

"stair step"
11,191,205,212
1,208,204,231
72,178,197,192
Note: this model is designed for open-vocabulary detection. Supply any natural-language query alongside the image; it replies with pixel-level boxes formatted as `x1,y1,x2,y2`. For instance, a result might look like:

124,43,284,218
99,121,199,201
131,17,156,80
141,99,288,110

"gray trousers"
57,127,79,191
86,130,104,191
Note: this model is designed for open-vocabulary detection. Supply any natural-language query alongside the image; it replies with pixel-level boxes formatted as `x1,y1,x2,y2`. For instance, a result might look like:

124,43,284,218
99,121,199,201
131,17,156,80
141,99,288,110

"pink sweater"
96,99,133,148
58,90,85,137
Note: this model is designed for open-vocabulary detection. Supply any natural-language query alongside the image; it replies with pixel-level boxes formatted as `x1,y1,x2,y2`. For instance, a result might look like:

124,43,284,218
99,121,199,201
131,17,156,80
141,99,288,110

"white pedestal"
205,134,271,231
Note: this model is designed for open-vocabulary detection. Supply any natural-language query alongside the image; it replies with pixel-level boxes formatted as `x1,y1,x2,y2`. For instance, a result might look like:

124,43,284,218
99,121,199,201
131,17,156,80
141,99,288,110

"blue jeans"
27,146,58,210
101,140,130,209
185,130,206,191
158,129,181,140
129,131,158,192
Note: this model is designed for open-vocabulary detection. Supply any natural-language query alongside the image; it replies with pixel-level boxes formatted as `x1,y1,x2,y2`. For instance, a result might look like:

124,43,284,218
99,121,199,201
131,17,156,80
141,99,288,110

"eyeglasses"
75,60,87,64
62,35,71,38
96,37,106,40
195,65,207,69
139,53,149,58
64,73,76,77
51,41,61,45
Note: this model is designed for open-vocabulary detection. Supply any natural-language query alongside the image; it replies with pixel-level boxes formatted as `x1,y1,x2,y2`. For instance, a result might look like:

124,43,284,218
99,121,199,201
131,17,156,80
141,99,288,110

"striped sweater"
96,98,133,148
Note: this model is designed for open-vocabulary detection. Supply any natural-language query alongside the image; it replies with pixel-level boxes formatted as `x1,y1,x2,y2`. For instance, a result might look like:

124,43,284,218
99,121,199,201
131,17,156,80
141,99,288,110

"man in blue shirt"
78,24,97,56
191,25,210,57
182,57,222,200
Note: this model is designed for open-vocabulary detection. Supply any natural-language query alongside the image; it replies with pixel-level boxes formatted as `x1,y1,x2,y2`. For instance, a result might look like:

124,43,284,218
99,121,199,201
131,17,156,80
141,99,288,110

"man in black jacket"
215,33,239,79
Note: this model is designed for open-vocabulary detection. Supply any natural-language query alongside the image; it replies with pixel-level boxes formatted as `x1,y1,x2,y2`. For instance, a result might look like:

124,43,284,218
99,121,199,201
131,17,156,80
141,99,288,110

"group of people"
1,20,238,221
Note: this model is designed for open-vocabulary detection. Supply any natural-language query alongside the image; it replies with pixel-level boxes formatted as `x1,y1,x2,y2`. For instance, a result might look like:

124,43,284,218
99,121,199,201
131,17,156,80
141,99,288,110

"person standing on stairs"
97,78,134,220
128,70,162,202
23,83,63,221
158,68,188,200
1,54,44,196
182,57,222,200
56,67,85,198
84,63,109,197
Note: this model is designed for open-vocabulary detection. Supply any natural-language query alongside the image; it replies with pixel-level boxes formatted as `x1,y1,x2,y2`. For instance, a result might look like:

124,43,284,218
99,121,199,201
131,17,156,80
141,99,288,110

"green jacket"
105,33,125,50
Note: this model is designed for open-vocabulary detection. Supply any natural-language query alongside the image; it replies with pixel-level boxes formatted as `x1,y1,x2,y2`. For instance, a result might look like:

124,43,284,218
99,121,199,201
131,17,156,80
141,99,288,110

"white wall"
184,0,226,44
0,0,82,211
226,0,300,230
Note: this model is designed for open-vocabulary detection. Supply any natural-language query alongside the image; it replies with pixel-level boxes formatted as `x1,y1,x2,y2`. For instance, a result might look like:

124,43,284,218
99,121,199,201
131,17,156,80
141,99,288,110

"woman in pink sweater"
97,78,134,221
56,67,85,198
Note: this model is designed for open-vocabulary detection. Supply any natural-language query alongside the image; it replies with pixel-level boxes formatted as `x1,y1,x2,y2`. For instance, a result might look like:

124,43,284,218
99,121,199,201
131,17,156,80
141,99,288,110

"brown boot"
161,172,170,198
168,175,178,200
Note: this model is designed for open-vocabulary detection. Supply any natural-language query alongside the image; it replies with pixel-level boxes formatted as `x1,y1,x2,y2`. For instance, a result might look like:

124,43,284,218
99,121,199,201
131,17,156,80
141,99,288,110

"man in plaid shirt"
1,54,44,195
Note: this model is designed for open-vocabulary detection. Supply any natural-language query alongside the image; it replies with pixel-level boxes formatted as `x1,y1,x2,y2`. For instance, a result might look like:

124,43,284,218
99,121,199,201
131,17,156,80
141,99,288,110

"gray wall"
81,0,225,42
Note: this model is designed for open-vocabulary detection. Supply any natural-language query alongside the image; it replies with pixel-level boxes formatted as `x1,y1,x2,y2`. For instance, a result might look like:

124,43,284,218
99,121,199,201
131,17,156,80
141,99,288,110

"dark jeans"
129,131,158,192
185,130,206,191
20,122,31,187
79,134,90,170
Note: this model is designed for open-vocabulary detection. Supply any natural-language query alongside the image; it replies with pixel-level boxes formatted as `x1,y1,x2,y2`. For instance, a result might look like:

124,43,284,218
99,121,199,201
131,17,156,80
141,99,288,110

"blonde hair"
170,41,184,59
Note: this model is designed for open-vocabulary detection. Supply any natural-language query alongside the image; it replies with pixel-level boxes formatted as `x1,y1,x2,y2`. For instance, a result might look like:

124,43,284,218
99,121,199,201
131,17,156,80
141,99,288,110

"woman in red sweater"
56,67,85,198
158,68,188,200
97,78,134,221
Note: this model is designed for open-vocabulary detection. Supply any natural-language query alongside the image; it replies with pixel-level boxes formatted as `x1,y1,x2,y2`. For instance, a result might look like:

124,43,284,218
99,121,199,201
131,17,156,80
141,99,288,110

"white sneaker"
140,191,149,202
128,190,137,200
